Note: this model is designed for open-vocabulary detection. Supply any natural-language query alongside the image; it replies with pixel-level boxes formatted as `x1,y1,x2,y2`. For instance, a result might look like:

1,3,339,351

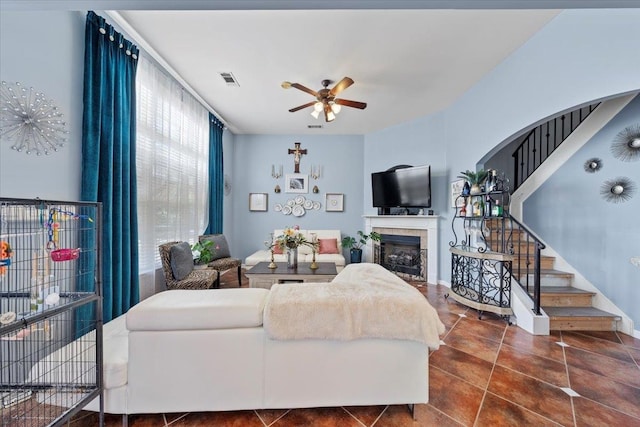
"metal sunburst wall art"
611,124,640,162
583,157,603,173
600,177,636,204
0,81,68,155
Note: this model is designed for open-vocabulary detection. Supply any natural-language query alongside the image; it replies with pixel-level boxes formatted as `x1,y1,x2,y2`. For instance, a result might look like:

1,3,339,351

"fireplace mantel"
364,215,439,284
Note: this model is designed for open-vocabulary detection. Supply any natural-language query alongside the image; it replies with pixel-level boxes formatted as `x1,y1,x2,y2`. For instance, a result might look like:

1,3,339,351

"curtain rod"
102,10,231,131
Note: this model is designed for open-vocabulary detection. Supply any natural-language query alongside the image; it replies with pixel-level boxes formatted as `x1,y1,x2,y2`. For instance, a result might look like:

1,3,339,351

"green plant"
341,231,381,251
457,169,489,185
191,240,216,265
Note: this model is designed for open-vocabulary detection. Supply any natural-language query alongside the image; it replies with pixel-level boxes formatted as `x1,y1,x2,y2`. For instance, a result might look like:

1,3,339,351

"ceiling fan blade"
329,77,354,96
291,83,318,97
335,98,367,109
289,101,316,113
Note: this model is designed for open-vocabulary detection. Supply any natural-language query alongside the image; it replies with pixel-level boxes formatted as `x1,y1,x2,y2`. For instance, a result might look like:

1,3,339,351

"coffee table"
245,262,337,289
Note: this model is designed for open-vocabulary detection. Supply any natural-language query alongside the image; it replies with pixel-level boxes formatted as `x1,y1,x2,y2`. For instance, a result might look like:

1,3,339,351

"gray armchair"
158,241,217,290
198,234,242,287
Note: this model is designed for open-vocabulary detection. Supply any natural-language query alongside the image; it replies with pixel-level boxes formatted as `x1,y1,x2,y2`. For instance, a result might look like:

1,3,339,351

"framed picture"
451,179,466,208
249,193,268,211
285,174,309,193
325,193,344,212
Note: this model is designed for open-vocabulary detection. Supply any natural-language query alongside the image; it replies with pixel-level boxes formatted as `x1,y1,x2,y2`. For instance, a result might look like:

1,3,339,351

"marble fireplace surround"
364,215,439,284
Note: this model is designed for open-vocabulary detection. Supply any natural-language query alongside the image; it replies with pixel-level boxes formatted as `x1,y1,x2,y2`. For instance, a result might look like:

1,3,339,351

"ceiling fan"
282,77,367,122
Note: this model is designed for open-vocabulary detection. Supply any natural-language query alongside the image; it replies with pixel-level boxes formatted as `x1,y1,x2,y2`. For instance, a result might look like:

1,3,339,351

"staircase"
486,219,620,331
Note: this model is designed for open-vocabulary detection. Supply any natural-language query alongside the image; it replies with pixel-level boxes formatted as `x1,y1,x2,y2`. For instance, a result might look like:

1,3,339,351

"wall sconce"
271,164,283,179
272,164,283,193
310,165,321,180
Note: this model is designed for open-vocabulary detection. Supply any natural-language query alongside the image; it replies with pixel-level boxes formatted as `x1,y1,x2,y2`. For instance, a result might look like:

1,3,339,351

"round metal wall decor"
600,177,636,203
583,158,603,173
611,124,640,162
0,81,68,155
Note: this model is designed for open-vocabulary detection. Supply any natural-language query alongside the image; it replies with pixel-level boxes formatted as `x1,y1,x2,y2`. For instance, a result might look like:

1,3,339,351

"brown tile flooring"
67,269,640,426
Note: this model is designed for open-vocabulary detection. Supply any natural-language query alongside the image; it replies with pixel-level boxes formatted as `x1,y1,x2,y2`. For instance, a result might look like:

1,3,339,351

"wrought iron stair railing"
485,215,545,315
512,102,599,191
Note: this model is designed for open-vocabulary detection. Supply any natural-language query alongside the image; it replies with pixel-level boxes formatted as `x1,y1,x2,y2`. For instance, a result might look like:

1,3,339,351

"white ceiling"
116,9,560,135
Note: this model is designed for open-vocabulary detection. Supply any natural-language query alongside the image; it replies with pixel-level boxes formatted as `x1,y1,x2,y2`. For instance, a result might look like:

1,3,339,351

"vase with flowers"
274,225,318,269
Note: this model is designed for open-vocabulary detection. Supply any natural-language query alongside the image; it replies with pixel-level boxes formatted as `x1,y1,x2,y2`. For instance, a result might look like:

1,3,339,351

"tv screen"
372,165,431,208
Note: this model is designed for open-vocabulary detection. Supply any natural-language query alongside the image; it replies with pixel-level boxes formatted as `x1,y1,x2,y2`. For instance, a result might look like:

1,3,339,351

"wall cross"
288,142,307,173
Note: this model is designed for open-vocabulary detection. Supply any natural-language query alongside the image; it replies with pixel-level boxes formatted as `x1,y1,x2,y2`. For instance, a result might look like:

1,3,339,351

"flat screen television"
372,164,431,210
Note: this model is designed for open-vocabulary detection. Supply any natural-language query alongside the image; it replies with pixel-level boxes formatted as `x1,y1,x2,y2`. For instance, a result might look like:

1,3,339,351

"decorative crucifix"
288,142,307,173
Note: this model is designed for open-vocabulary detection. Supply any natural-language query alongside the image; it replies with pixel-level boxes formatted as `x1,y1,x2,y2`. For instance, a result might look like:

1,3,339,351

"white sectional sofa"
244,229,345,271
31,264,445,423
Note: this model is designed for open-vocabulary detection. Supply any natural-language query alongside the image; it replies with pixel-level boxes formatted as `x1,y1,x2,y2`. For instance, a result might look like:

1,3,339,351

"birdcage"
0,198,103,427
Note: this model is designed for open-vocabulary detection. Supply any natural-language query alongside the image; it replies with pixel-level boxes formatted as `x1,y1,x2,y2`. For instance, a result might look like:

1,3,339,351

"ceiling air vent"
219,72,239,87
307,124,323,129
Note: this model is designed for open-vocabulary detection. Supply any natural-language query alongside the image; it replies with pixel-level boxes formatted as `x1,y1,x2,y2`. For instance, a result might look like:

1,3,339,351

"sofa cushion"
170,242,194,280
318,238,339,254
200,234,231,260
126,288,270,331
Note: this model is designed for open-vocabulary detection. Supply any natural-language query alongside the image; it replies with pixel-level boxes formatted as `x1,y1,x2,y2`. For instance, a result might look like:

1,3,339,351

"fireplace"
379,234,425,278
364,215,438,284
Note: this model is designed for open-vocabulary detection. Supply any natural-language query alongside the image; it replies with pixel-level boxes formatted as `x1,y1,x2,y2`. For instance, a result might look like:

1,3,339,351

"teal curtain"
81,11,139,322
205,113,224,234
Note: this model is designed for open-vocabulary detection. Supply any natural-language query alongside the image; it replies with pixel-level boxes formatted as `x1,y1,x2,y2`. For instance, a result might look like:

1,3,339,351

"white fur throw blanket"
263,263,445,350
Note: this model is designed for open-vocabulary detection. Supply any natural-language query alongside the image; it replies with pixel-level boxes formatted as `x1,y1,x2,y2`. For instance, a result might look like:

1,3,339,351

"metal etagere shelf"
447,176,514,321
0,198,103,427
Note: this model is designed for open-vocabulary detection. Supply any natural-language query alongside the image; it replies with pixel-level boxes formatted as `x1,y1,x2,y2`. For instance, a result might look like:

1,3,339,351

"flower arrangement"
274,225,317,250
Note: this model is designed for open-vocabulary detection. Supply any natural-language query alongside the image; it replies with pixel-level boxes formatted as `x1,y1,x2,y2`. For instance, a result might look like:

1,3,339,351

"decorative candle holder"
309,233,319,270
310,249,318,270
268,248,277,269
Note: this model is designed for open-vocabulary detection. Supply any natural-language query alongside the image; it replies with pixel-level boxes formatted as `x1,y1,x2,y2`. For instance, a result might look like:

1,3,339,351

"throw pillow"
200,234,231,260
318,238,339,254
170,242,194,280
272,244,283,254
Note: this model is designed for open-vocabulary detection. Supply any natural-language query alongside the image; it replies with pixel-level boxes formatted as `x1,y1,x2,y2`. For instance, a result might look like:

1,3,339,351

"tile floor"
66,269,640,426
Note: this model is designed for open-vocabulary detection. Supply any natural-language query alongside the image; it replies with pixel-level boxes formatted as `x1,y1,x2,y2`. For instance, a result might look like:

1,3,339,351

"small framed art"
451,179,466,208
285,174,309,193
325,193,344,212
249,193,268,211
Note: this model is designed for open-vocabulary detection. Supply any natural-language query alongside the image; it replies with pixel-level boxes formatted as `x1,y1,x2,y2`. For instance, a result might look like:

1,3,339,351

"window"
136,55,209,273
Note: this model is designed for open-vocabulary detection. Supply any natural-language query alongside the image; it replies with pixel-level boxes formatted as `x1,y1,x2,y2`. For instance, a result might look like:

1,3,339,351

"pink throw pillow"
318,238,339,254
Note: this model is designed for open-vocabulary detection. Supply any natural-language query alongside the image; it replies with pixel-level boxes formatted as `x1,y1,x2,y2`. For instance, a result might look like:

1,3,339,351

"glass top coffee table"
245,262,337,289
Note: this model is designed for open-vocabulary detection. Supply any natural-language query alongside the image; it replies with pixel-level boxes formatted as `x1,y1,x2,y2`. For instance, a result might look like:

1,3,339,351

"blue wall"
231,134,364,260
0,11,85,201
444,9,640,283
364,112,448,216
525,95,640,326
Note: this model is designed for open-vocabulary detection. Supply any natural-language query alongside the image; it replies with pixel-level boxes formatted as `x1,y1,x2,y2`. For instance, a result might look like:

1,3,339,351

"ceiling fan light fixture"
330,102,341,114
326,110,336,122
313,101,324,112
310,110,320,119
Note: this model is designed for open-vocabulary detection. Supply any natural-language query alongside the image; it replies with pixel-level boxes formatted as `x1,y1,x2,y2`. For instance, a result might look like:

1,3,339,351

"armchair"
198,234,242,288
158,241,217,290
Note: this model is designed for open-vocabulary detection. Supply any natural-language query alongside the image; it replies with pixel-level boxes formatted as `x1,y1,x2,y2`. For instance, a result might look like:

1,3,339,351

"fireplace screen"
375,234,427,281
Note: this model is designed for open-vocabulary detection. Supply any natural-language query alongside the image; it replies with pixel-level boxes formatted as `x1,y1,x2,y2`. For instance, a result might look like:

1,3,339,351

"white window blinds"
136,55,209,273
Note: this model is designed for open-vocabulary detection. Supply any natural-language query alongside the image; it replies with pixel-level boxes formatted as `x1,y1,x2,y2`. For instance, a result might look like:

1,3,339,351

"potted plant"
457,169,489,194
341,231,381,263
191,240,216,266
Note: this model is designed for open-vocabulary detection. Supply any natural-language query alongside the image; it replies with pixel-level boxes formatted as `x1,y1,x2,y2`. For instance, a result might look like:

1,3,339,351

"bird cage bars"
0,198,103,427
